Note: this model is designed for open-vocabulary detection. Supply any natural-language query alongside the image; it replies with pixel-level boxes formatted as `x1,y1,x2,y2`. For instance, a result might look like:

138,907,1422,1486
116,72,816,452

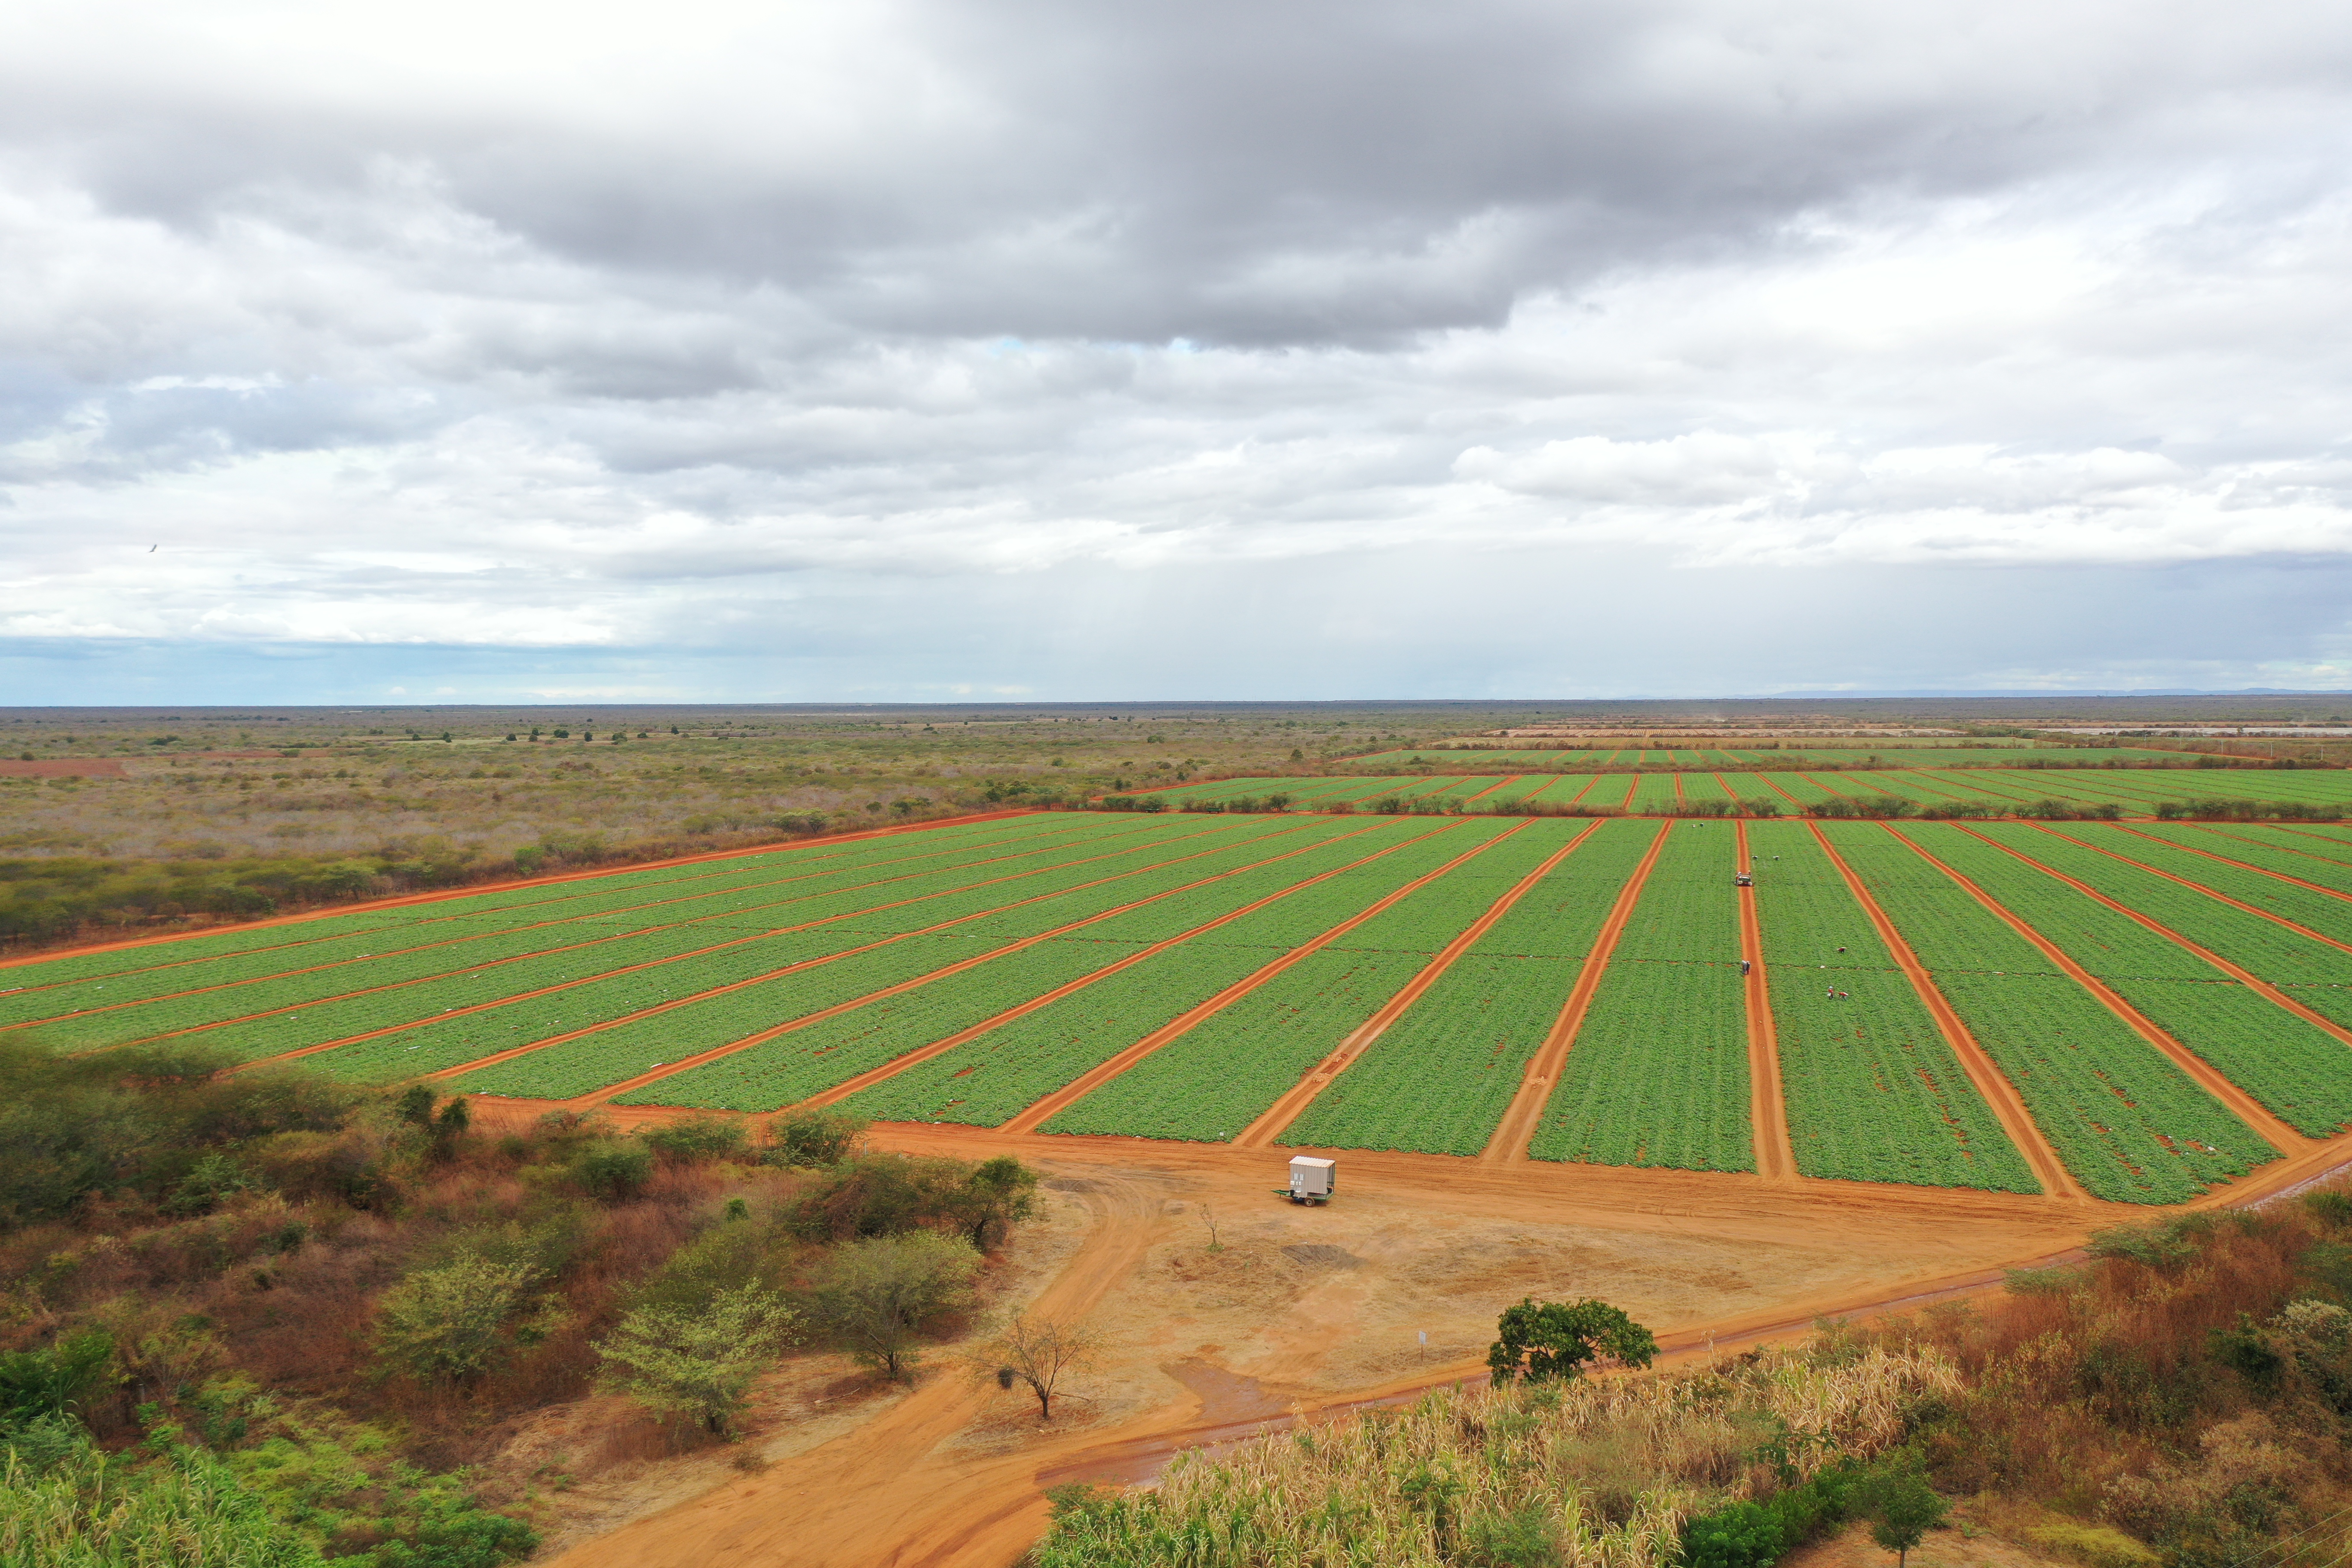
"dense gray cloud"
2,0,2351,697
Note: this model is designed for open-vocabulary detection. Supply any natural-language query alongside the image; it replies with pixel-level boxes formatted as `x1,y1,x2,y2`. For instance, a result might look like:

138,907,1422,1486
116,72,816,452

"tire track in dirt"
781,822,1481,1113
1480,820,1672,1164
1618,776,1642,810
1464,775,1523,803
1806,823,2083,1202
420,820,1369,1095
2109,825,2352,905
1881,826,2311,1155
0,819,1161,1023
2021,824,2352,959
1228,821,1585,1148
1951,824,2352,1078
553,820,1409,1106
0,809,1038,974
1754,774,1810,810
1736,821,1797,1185
1007,820,1567,1137
144,823,1267,1063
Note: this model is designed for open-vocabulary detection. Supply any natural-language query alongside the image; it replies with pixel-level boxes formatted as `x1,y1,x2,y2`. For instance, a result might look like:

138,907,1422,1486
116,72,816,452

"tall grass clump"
1034,1341,1955,1568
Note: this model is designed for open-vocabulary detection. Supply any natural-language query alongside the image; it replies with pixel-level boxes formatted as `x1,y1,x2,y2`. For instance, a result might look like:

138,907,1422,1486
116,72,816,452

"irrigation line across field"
1881,826,2311,1155
1008,819,1566,1138
1480,820,1673,1164
1805,823,2083,1201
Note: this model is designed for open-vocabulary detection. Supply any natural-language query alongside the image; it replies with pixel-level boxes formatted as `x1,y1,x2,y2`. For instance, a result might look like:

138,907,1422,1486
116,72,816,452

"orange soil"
0,810,1038,972
1619,776,1641,809
2256,824,2352,863
1007,821,1553,1137
1755,774,1810,808
2110,824,2352,905
514,1112,2352,1568
1735,821,1796,1184
1805,824,2083,1203
2027,824,2352,959
1231,820,1563,1147
1961,827,2352,1060
1482,820,1672,1164
791,822,1473,1113
1883,827,2311,1154
1464,774,1523,802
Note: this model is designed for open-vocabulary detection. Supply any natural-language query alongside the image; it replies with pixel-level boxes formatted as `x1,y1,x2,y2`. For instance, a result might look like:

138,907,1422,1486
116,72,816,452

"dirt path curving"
1481,820,1672,1164
1231,820,1573,1148
1882,826,2312,1155
1735,821,1797,1185
1804,824,2084,1203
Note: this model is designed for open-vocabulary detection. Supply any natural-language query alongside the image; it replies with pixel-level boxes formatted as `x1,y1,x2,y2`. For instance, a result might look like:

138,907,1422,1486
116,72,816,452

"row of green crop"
1907,826,2352,1137
12,818,1273,1052
827,823,1535,1127
2141,824,2352,895
1823,825,2272,1203
0,813,1135,1030
1746,822,2038,1193
0,811,1092,995
480,818,1448,1105
1265,821,1653,1156
449,819,1405,1099
1527,822,1754,1173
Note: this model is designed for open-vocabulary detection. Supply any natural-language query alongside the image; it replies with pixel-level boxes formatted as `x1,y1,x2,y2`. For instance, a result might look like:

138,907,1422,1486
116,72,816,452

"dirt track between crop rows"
496,1106,2352,1568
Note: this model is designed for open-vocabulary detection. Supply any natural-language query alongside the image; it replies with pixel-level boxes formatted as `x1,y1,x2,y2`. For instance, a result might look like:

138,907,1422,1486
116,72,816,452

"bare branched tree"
982,1315,1102,1421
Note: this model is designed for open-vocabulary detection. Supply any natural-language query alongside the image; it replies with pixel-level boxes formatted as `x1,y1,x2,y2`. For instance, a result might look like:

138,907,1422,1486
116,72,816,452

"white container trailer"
1280,1156,1336,1205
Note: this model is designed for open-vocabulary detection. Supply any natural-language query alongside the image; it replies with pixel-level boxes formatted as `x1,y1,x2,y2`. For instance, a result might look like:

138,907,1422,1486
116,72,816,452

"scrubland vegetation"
0,704,1447,950
0,1036,1039,1564
1036,1192,2352,1568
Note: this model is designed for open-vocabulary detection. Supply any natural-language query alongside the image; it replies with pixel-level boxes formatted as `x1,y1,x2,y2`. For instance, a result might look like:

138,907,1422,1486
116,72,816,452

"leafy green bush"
640,1115,749,1165
569,1138,654,1200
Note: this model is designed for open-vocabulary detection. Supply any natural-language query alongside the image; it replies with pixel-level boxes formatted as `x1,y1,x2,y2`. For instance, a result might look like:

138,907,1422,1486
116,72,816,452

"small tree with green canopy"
808,1232,981,1379
1866,1467,1948,1568
1485,1298,1658,1384
374,1256,540,1385
594,1284,802,1435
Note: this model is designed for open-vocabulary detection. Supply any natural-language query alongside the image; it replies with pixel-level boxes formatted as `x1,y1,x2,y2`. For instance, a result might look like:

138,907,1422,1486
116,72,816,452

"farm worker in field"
1740,960,1751,976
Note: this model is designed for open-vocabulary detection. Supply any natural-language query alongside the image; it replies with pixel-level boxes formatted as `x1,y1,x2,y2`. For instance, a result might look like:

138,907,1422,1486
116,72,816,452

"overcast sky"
5,0,2352,704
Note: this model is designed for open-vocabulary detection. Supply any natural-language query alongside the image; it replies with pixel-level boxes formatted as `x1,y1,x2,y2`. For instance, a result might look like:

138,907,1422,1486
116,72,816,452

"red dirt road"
518,1113,2352,1568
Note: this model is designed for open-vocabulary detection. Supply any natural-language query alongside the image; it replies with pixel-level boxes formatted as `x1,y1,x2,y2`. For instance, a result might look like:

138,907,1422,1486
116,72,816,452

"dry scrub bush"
1037,1342,1955,1568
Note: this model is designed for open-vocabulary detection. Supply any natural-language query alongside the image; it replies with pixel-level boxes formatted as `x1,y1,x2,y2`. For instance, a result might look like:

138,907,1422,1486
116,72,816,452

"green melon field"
10,808,2352,1206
